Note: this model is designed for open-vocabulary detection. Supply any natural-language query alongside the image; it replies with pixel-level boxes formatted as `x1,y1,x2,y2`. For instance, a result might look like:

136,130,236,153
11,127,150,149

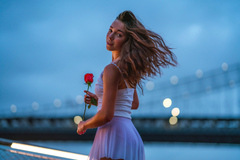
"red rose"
83,73,94,121
84,73,94,84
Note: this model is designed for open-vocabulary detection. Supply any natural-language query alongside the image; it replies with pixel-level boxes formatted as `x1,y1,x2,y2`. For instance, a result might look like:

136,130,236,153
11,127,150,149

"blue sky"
0,0,240,109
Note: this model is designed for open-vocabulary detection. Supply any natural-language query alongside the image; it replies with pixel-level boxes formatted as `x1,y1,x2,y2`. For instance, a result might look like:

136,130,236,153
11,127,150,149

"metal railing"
0,138,88,160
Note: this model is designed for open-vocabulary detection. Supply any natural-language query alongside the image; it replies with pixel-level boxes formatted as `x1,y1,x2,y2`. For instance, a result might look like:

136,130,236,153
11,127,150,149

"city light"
169,116,178,125
171,108,180,116
163,98,172,108
146,81,154,91
76,95,84,104
32,102,39,110
170,76,178,85
53,99,62,107
222,62,228,71
10,105,17,113
196,69,203,78
74,116,83,124
11,142,88,160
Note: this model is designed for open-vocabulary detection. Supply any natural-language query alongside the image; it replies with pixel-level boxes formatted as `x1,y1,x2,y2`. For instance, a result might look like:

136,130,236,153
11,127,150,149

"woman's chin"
106,46,113,51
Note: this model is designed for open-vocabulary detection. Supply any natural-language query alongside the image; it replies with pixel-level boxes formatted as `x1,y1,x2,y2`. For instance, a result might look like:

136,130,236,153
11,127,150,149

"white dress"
88,62,145,160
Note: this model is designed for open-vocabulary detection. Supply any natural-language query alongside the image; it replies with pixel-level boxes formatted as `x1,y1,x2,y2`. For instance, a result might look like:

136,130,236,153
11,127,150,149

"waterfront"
26,141,240,160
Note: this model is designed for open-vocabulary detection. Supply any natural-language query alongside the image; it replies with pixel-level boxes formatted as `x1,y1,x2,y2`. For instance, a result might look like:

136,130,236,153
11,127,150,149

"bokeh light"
170,76,178,85
74,116,82,125
54,99,62,108
171,108,180,116
146,81,154,91
169,116,178,125
222,62,228,71
10,104,17,113
32,102,39,110
196,69,203,78
163,98,172,108
76,95,84,104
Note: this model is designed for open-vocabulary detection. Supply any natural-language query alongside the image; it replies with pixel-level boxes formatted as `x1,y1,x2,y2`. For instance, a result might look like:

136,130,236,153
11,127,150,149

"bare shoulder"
103,64,121,79
104,64,121,77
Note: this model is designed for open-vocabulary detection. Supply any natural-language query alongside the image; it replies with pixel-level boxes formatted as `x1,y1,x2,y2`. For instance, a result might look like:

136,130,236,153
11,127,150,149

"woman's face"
106,19,127,53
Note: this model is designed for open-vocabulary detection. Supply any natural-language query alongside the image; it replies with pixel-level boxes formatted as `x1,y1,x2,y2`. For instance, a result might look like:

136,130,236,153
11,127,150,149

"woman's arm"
77,64,120,134
131,89,139,110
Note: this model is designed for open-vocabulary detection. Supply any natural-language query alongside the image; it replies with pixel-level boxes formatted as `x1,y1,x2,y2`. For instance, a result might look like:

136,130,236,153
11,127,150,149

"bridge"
0,116,239,144
0,62,239,144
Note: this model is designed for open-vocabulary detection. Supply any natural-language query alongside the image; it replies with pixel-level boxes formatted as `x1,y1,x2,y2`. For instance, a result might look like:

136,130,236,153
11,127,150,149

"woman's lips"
107,41,113,46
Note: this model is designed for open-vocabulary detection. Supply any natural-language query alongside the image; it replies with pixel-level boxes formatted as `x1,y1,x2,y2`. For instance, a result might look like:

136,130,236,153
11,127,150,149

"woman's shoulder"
103,63,121,78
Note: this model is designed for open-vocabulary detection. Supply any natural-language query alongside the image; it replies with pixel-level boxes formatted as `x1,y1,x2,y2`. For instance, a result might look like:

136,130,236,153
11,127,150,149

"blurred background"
0,0,240,159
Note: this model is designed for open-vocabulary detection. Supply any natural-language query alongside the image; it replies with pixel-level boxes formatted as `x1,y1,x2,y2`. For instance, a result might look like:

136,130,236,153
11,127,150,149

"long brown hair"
116,10,177,93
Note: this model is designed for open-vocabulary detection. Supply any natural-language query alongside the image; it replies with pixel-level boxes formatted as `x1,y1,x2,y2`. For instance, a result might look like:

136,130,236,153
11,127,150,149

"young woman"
77,10,177,160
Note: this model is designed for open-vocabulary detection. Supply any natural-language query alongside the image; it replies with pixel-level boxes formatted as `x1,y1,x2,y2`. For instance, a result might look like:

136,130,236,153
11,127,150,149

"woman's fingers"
84,91,93,100
77,121,86,135
84,90,89,94
84,91,98,105
84,90,93,96
84,95,90,100
85,91,98,100
77,130,86,135
84,94,91,103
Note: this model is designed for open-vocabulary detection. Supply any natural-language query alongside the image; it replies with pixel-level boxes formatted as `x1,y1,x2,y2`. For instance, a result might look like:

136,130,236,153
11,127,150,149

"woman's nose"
108,33,114,40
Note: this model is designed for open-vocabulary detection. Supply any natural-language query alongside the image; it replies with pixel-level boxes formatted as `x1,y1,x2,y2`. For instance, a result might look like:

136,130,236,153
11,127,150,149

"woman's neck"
111,51,120,62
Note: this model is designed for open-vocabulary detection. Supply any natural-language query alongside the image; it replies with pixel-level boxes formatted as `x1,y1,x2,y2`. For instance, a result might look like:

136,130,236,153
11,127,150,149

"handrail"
0,138,88,160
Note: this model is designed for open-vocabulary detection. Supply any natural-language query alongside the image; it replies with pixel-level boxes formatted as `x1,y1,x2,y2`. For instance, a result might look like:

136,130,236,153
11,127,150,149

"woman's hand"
77,121,87,135
84,90,98,106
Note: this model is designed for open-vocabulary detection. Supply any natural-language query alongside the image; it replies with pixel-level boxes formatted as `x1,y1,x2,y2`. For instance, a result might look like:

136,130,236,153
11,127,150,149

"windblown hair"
116,10,177,94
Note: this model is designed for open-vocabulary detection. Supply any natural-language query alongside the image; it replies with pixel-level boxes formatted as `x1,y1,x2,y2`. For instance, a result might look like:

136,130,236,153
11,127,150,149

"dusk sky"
0,0,239,111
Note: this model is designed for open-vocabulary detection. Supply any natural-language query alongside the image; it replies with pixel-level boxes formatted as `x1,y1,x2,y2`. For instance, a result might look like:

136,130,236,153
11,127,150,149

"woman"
77,10,177,160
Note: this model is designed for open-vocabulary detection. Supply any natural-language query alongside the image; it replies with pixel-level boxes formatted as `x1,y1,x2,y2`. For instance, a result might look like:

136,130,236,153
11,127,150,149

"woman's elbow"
131,102,139,110
102,112,114,122
104,115,113,122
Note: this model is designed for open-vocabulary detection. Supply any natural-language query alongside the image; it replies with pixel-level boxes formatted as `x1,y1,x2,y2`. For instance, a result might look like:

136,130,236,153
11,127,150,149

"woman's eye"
109,29,112,32
117,34,122,37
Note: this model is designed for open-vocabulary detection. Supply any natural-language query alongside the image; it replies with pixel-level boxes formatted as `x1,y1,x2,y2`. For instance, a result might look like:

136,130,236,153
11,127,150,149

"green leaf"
90,97,98,106
87,82,92,87
88,104,92,109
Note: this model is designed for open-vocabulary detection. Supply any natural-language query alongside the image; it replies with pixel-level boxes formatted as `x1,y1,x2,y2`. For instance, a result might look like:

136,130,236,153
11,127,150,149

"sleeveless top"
95,62,135,119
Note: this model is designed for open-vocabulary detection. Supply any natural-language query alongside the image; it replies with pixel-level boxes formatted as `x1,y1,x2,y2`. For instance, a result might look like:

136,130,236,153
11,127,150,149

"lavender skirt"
88,116,145,160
